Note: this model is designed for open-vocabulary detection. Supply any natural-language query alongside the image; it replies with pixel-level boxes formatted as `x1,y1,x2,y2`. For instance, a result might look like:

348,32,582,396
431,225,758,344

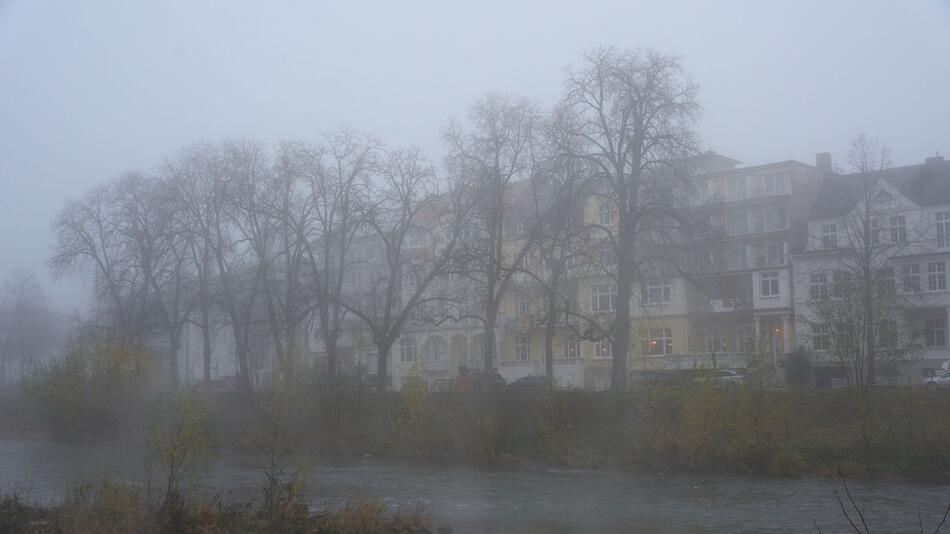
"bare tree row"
50,47,703,392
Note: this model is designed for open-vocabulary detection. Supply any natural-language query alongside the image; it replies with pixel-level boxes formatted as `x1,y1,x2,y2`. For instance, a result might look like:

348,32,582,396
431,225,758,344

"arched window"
424,336,447,362
399,337,417,363
598,203,614,225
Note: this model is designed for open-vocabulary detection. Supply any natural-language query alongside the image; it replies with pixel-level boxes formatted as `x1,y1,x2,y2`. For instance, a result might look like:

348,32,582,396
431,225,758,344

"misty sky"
1,0,949,312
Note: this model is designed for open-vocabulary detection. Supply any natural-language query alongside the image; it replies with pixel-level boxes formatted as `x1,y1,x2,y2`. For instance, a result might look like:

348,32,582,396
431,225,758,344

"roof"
809,158,950,219
696,159,815,180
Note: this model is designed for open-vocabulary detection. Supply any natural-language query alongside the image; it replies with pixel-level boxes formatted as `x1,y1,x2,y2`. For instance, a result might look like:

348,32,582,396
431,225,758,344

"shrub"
22,340,151,440
391,363,435,455
0,492,46,533
145,390,210,508
53,480,153,534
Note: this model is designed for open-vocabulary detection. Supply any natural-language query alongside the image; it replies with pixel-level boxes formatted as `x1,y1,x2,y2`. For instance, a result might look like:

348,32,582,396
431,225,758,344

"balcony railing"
701,297,753,313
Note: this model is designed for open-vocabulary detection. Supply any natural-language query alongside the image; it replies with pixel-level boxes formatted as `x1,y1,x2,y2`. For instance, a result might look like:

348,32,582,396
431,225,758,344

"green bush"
22,341,151,441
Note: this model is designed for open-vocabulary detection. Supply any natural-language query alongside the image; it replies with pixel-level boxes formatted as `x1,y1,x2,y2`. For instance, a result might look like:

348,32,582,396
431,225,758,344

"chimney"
926,153,944,167
815,152,832,176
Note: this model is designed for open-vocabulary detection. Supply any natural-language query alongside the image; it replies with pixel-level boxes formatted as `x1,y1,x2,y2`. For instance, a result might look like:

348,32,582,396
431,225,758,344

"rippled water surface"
2,439,948,533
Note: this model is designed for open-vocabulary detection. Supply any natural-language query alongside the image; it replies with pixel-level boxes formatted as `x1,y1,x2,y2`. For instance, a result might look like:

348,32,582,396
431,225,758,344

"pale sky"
2,0,949,311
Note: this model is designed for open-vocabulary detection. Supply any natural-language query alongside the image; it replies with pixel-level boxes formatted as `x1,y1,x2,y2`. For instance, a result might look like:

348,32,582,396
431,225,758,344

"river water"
1,439,948,533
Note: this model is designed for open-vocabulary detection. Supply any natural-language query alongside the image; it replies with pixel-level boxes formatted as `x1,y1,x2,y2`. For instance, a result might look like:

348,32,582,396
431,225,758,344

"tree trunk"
544,295,557,384
168,330,180,390
484,304,498,374
376,339,393,392
284,321,298,381
235,329,252,394
201,320,212,384
264,295,287,379
612,220,633,391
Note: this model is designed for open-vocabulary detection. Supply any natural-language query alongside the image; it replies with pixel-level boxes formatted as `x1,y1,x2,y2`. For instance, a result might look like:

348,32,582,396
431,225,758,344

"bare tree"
337,146,469,390
444,94,542,375
50,180,154,345
264,142,321,381
520,116,595,383
0,269,54,383
295,131,380,385
163,144,224,384
168,140,269,394
113,173,195,388
559,47,701,390
800,134,915,469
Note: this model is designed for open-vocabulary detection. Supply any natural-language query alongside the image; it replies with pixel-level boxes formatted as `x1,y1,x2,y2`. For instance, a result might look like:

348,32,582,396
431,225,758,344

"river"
1,439,948,533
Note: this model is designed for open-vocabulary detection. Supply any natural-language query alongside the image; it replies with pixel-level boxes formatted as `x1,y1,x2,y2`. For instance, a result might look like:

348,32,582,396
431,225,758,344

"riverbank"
222,386,950,483
8,384,950,483
0,481,439,534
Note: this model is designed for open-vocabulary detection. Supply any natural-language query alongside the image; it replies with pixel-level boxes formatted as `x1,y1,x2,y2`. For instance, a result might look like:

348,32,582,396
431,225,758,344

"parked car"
922,370,950,390
470,369,506,391
507,375,548,392
692,369,746,387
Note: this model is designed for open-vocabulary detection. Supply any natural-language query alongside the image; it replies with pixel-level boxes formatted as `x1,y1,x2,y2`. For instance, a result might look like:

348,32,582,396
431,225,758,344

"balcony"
701,297,753,313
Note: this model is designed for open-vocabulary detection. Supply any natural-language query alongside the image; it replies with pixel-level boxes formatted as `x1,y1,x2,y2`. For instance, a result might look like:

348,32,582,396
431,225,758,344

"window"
514,253,526,270
516,336,529,361
809,272,829,300
879,321,898,349
928,261,946,291
598,203,614,225
736,324,756,353
705,328,727,352
889,215,906,243
399,337,416,363
821,224,837,249
692,249,713,272
426,340,445,362
760,271,780,298
832,271,851,298
902,264,921,292
926,318,946,347
812,324,831,350
728,246,747,270
877,267,896,296
515,220,526,235
561,296,574,323
762,174,781,196
727,211,748,235
728,177,746,201
766,242,785,266
406,232,426,249
748,210,764,232
364,352,378,373
598,241,616,265
515,294,529,317
643,327,673,355
766,207,787,231
867,217,881,245
595,339,613,359
591,283,616,313
641,279,672,305
937,211,950,248
564,336,579,359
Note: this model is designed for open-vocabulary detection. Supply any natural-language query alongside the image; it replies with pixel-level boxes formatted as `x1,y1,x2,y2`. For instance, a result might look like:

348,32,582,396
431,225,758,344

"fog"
1,0,949,312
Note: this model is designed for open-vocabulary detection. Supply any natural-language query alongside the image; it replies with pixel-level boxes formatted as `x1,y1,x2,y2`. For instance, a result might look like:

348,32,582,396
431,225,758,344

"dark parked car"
507,375,548,392
470,369,506,391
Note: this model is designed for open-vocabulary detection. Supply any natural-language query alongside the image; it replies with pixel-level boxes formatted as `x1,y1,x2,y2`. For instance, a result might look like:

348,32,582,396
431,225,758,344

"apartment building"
617,155,820,382
299,152,950,391
793,154,950,383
